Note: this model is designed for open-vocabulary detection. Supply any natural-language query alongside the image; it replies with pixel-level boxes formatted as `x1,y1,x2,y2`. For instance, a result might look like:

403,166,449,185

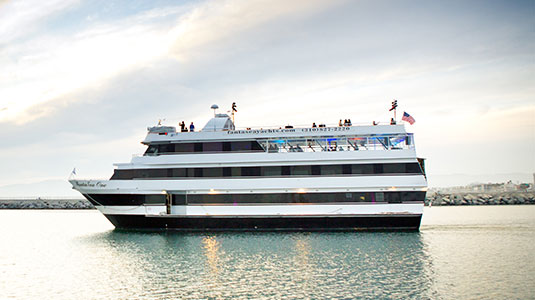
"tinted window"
175,143,194,153
110,163,423,180
263,166,281,176
145,195,165,204
204,167,223,177
231,141,251,151
383,163,404,173
406,163,421,174
292,166,310,175
203,142,223,152
242,167,261,176
322,165,342,175
172,194,187,205
352,164,373,174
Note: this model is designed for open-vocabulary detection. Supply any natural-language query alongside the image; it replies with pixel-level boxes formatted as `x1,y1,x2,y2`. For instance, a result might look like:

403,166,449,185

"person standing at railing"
189,122,195,132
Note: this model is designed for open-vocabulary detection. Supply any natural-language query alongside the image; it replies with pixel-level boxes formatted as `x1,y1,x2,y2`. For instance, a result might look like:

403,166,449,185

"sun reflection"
201,235,226,297
293,236,313,294
202,235,222,275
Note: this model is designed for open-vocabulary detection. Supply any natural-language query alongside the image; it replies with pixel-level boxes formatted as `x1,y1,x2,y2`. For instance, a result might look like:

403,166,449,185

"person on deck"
189,122,195,132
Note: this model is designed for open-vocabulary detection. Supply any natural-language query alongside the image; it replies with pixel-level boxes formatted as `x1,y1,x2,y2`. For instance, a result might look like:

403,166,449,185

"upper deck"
145,124,409,142
140,111,417,156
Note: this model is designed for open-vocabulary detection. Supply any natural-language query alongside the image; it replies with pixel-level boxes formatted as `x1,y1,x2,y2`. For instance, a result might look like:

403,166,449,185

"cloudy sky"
0,0,533,196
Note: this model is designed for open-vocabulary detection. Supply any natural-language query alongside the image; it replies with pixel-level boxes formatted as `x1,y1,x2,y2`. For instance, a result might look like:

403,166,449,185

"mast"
389,99,398,123
231,102,237,125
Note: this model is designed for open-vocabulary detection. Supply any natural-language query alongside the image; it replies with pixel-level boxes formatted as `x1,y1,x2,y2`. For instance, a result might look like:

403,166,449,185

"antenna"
231,102,237,124
211,104,219,117
389,99,398,122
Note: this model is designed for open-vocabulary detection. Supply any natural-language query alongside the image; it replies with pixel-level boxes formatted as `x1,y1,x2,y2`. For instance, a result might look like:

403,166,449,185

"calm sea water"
0,206,534,299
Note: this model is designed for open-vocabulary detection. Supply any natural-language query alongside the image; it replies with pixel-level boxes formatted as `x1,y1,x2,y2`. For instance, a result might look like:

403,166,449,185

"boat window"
185,191,425,204
375,192,385,202
322,165,343,175
231,141,251,151
172,168,187,177
383,163,404,173
351,164,373,174
110,163,423,179
143,133,417,156
144,145,159,155
172,194,187,205
145,195,165,204
406,163,422,174
373,164,384,174
175,143,194,153
204,167,223,177
242,167,261,176
86,191,426,205
291,165,310,176
203,142,222,152
263,166,282,176
385,192,402,203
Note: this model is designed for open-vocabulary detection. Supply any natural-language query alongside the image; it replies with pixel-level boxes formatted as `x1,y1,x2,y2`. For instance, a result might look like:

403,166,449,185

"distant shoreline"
1,192,534,209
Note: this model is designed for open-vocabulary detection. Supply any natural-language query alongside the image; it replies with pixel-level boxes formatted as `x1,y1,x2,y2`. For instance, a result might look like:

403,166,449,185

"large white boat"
70,104,427,230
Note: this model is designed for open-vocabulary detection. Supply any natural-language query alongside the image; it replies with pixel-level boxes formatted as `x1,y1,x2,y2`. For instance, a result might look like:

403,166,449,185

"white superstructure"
70,108,427,230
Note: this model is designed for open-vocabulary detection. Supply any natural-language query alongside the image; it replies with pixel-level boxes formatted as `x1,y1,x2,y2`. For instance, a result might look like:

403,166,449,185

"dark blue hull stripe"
103,214,422,231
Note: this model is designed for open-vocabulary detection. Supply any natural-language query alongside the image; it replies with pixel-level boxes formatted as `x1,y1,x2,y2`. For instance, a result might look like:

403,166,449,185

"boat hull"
103,213,422,231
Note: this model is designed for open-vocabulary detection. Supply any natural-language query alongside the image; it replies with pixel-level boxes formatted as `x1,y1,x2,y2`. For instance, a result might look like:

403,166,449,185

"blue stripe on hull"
104,214,422,231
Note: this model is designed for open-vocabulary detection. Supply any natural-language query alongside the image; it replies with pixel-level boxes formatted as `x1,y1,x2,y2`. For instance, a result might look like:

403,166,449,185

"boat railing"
258,134,414,153
231,122,374,131
133,133,414,157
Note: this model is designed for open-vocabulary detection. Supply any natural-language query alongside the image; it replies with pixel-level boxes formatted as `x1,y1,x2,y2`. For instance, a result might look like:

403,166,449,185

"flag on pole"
68,168,77,180
402,112,415,125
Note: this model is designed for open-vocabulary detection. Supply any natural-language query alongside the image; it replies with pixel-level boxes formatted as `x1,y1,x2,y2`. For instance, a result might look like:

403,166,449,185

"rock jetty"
0,198,94,209
425,192,535,206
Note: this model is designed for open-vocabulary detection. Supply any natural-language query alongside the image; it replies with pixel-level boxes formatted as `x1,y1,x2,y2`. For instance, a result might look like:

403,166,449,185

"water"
0,206,534,299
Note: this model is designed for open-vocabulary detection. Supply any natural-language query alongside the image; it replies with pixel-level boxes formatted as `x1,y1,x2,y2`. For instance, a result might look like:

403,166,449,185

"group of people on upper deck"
179,121,195,132
310,119,353,128
339,119,352,126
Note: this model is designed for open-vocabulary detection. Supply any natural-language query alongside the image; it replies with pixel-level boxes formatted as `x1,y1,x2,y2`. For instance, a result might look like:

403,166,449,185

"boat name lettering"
227,127,350,134
74,181,107,188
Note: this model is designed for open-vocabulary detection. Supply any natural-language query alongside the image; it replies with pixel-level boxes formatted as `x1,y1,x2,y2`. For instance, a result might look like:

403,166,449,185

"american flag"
402,112,415,125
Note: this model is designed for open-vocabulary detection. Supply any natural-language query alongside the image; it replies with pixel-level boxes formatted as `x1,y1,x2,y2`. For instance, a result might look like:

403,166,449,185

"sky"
0,0,534,196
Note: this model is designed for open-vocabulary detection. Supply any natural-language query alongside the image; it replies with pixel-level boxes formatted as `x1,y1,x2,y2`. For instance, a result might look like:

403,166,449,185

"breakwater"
0,198,94,209
425,192,535,206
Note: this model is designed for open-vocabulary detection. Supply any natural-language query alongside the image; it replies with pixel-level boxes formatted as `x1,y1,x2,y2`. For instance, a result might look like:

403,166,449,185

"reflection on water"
1,207,534,299
75,230,437,299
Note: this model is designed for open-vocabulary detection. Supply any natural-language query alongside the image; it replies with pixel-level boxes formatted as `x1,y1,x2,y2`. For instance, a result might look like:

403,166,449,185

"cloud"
0,18,174,123
0,0,79,43
168,0,344,62
0,0,347,124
